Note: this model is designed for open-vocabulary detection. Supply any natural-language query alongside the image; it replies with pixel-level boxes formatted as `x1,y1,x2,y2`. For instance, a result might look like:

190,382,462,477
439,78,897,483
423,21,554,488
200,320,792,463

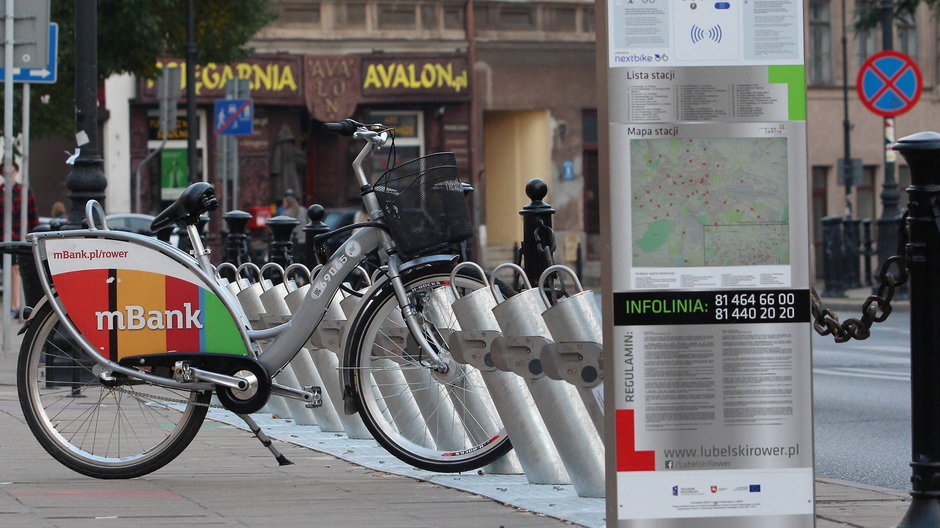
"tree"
855,0,922,30
3,0,276,138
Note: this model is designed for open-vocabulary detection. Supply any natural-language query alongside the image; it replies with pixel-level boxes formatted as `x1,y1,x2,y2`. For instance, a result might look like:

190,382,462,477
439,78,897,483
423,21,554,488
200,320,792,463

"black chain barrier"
810,210,910,343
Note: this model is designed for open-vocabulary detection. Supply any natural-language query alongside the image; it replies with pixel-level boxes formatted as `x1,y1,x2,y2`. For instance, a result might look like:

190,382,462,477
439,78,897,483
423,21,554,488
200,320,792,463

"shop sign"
141,56,303,105
304,56,360,123
361,56,470,100
148,116,189,141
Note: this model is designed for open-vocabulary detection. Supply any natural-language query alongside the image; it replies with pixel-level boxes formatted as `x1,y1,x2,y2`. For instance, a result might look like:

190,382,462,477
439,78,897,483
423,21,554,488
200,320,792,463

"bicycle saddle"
151,182,218,232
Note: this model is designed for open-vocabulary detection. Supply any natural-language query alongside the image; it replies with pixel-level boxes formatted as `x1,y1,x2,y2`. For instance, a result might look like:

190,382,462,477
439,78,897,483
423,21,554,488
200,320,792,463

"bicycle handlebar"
323,118,361,136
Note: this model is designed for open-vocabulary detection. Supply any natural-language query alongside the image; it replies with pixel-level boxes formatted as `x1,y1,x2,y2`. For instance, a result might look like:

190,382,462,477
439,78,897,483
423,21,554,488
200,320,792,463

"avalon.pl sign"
360,56,470,100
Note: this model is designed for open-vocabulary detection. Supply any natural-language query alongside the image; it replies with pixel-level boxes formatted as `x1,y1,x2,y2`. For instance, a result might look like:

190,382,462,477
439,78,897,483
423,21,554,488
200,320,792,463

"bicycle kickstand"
238,413,294,466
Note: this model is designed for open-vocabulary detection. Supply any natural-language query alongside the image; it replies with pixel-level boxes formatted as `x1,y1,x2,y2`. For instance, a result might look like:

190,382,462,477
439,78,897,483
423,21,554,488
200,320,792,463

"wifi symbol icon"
690,25,723,44
708,25,723,43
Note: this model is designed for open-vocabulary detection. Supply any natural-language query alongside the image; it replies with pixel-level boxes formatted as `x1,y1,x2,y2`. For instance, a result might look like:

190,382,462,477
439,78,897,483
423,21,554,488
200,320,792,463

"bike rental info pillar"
598,1,814,526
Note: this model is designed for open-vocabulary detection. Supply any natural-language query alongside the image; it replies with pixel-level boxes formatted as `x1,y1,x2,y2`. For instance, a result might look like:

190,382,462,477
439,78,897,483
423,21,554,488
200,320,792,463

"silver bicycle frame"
27,126,452,392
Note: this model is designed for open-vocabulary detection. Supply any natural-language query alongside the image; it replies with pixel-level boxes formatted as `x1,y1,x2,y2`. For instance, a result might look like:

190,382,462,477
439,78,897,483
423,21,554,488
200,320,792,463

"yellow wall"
483,110,551,246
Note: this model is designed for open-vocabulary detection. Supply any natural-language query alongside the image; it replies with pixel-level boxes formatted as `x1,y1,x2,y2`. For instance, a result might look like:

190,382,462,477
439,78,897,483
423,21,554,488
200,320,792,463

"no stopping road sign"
857,50,922,117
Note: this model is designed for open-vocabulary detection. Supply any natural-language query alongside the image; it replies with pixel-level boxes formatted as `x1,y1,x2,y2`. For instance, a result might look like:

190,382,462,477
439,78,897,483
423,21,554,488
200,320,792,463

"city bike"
16,118,511,478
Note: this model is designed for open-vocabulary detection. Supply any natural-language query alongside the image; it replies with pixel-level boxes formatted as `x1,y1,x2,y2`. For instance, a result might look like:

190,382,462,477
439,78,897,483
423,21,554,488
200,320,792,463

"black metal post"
841,0,853,217
892,131,940,528
267,215,298,268
186,0,198,184
519,178,556,287
222,210,252,265
862,219,874,286
876,0,902,294
843,218,861,288
65,0,107,228
303,204,329,267
821,216,846,297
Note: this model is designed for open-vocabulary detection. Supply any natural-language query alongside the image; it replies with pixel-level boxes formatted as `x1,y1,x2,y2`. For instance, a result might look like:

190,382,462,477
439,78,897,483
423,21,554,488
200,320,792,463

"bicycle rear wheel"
17,303,210,479
345,262,512,472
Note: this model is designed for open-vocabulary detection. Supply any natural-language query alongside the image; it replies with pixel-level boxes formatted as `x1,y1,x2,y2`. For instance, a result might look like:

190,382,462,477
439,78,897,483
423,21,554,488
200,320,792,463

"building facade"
82,0,940,284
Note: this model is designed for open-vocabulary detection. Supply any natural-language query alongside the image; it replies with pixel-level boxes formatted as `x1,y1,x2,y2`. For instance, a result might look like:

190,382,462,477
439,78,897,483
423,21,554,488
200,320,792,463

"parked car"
106,213,180,246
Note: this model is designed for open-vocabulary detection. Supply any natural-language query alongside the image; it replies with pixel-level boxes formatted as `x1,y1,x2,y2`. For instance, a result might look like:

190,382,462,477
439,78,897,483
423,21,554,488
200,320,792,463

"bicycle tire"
344,261,513,472
17,302,210,479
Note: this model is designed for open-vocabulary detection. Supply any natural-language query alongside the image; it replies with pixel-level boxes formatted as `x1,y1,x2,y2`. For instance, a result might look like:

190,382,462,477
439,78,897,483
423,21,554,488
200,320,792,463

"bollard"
489,263,605,498
446,262,568,483
863,219,874,286
267,215,300,268
304,204,330,267
538,265,604,436
821,216,846,297
519,179,556,288
843,218,861,288
889,131,940,528
223,210,253,265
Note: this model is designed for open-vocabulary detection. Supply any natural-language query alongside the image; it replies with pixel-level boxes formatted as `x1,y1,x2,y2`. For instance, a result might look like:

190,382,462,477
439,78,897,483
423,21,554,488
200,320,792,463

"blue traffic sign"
214,98,254,136
0,23,58,84
856,50,922,117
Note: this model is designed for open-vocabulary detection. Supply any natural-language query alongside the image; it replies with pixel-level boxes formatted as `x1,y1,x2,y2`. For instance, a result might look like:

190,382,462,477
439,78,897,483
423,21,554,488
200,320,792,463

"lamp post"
841,0,853,218
65,0,107,229
186,0,198,184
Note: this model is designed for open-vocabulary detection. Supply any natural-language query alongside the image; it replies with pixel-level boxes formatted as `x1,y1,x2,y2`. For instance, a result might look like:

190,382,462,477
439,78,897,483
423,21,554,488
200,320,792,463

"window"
856,165,877,219
475,4,536,31
811,166,828,280
280,3,320,24
896,9,917,59
582,7,594,33
420,4,439,30
545,7,577,33
378,3,417,30
856,27,878,67
497,6,536,30
366,111,424,180
809,0,833,84
583,110,599,237
443,4,465,30
334,2,366,29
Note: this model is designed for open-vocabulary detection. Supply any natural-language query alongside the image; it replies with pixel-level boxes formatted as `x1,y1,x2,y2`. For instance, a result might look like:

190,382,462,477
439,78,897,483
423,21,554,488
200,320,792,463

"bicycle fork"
385,258,451,374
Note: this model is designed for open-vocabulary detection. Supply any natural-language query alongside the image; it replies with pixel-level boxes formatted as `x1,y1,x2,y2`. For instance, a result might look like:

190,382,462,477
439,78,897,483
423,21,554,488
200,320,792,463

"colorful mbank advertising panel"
44,237,248,361
602,1,814,526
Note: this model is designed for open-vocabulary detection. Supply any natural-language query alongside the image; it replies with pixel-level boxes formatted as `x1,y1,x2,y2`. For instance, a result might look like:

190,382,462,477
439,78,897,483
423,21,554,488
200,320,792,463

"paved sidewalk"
0,320,915,527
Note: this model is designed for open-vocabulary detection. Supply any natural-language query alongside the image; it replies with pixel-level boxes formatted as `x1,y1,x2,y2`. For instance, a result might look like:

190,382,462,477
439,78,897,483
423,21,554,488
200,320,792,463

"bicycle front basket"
374,152,473,256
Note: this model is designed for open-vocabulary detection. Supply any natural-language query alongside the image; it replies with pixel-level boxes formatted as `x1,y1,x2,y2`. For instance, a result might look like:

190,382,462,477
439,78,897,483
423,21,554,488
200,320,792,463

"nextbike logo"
95,303,202,330
52,249,129,261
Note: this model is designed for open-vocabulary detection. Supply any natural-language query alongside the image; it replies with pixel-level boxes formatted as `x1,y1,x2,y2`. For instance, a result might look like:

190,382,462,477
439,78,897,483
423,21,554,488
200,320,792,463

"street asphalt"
0,309,918,527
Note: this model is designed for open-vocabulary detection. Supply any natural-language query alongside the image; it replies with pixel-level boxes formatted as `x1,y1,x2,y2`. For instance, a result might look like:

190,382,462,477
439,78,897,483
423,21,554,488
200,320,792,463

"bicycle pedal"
303,385,323,408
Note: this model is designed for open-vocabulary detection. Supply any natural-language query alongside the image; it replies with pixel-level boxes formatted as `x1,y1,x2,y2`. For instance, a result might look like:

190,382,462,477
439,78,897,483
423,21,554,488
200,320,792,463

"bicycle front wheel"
345,262,512,472
17,303,210,479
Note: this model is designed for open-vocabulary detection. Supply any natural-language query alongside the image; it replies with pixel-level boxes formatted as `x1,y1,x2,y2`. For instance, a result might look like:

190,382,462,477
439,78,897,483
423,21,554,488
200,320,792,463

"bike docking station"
489,263,606,497
447,262,569,484
600,0,815,526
